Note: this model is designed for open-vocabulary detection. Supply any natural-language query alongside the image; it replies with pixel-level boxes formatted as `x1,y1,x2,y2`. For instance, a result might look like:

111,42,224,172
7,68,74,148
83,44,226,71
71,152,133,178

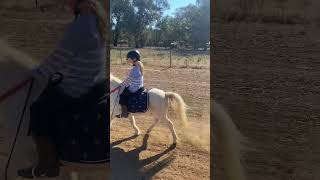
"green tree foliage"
111,0,133,46
158,0,210,49
129,0,169,48
111,0,210,49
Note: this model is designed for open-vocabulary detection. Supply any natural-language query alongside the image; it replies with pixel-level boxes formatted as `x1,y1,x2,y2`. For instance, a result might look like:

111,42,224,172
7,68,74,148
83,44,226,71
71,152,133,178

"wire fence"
111,47,210,69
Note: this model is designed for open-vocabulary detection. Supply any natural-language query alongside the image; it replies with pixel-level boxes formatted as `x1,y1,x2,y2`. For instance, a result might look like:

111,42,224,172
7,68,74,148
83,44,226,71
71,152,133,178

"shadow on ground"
111,134,176,180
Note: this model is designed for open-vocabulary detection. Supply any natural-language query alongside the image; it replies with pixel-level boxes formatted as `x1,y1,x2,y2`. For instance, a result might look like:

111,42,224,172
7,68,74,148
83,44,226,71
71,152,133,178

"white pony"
0,40,108,180
110,75,247,179
110,74,188,144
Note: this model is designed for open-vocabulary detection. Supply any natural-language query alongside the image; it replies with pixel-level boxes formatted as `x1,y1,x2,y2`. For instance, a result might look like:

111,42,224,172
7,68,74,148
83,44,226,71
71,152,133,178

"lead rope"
5,78,34,180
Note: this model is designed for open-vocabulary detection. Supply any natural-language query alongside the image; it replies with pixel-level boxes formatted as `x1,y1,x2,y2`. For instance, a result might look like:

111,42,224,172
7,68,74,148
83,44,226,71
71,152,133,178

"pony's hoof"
135,131,141,136
115,114,121,118
170,143,177,149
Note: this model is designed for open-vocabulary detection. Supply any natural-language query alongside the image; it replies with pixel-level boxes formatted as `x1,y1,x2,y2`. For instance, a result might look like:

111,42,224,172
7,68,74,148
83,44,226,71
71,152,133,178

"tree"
114,0,210,49
154,16,178,47
195,0,210,49
171,0,210,49
111,0,133,46
128,0,169,48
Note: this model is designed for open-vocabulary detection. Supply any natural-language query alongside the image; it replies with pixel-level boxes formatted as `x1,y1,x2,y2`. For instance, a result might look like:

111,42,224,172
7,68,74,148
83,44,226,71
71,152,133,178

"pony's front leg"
129,116,140,136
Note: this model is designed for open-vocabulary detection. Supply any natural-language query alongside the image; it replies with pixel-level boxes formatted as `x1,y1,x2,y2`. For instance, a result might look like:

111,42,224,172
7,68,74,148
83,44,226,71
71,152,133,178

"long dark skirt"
28,80,107,137
28,80,110,163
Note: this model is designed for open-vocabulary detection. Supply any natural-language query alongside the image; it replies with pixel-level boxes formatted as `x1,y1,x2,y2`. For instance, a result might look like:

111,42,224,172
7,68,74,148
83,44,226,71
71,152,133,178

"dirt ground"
110,65,210,180
212,22,320,180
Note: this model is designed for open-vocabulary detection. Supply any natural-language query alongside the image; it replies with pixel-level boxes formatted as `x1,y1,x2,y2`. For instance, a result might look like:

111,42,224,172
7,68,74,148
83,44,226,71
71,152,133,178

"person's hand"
30,67,49,87
30,67,43,79
119,82,124,88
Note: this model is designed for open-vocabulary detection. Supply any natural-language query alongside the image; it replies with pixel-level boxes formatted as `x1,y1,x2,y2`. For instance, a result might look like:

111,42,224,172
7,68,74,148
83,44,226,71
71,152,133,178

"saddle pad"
56,98,110,164
127,90,149,113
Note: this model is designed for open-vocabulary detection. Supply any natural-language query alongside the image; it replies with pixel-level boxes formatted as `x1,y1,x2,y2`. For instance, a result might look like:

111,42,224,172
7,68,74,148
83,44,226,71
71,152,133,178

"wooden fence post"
170,49,172,68
120,48,122,64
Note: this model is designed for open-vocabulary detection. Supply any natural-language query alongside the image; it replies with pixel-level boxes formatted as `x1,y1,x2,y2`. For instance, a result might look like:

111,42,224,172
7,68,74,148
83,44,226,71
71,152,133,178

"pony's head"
0,39,36,80
110,74,121,84
0,39,46,96
109,74,122,118
0,39,43,179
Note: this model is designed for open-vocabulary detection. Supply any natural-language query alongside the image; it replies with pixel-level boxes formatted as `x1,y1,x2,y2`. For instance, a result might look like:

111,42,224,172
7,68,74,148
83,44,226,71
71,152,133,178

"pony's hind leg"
130,116,141,135
146,118,160,134
163,115,178,144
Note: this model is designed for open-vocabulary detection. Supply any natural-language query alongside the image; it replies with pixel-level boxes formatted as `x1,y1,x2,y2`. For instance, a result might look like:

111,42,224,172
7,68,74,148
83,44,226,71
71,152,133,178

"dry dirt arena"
212,22,320,180
110,65,210,180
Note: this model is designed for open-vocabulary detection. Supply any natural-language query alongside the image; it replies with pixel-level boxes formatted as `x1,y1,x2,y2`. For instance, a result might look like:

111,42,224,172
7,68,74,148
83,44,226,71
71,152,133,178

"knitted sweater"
36,12,106,98
120,65,144,93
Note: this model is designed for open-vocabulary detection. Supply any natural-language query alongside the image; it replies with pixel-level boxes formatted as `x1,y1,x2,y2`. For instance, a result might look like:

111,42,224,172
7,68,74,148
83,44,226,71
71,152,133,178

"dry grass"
111,48,210,69
216,0,320,24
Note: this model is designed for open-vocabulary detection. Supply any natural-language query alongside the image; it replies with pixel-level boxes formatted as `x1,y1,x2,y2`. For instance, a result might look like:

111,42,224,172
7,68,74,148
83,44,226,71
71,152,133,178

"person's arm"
34,47,74,79
120,66,142,87
120,70,134,87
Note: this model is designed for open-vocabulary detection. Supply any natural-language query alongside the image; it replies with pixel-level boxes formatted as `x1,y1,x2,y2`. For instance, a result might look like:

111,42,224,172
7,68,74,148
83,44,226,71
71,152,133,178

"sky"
163,0,197,16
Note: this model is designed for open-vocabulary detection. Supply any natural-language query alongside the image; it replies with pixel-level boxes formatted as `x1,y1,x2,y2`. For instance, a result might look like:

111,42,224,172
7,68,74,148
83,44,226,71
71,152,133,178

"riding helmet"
127,49,141,61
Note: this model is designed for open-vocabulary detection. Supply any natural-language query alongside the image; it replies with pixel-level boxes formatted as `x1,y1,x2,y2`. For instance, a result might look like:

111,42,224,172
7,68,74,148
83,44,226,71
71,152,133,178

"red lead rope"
0,80,119,103
110,86,120,94
0,79,32,103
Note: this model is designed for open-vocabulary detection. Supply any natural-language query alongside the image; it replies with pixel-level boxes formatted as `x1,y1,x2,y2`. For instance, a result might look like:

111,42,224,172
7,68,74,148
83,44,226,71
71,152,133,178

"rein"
0,79,33,103
4,78,35,180
109,86,120,95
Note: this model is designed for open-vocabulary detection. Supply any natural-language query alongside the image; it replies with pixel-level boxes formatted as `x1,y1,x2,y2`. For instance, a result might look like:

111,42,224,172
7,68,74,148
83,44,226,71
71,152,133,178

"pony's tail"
213,101,247,180
165,92,188,127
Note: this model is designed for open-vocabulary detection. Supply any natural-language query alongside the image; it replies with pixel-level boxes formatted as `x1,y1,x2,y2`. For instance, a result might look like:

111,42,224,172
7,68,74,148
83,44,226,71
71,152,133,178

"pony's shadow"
111,134,139,147
111,134,176,180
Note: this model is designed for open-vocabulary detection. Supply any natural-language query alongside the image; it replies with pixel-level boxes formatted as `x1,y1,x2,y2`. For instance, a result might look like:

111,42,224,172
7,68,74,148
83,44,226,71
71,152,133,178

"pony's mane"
110,73,122,83
0,39,37,69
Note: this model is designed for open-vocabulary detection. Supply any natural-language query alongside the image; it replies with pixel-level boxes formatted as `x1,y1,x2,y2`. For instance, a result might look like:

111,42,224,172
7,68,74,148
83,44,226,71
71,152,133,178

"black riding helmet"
127,50,141,62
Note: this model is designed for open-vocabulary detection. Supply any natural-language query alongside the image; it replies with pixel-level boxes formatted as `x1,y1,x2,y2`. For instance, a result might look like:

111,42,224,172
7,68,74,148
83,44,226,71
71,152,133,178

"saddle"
127,89,149,113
